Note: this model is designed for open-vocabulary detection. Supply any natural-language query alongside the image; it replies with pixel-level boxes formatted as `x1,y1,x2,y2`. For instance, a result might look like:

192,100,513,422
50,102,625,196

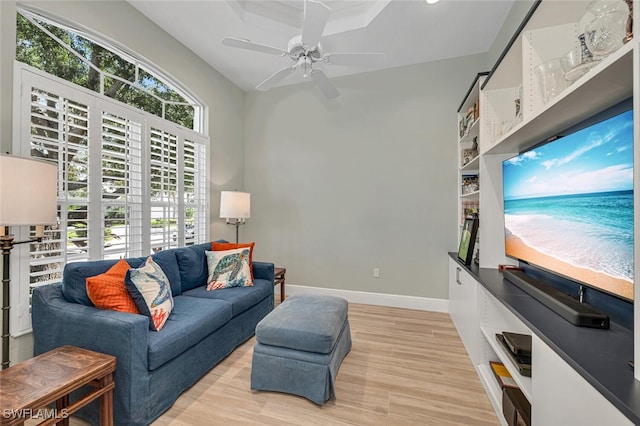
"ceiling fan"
222,0,384,99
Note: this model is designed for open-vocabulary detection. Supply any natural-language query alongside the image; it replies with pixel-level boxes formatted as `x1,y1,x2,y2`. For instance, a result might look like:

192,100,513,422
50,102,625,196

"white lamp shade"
0,154,58,226
219,191,250,219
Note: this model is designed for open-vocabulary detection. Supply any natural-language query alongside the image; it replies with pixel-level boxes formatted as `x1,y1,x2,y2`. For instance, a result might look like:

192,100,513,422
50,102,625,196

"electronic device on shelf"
501,98,634,323
502,332,532,357
496,333,531,377
503,270,609,329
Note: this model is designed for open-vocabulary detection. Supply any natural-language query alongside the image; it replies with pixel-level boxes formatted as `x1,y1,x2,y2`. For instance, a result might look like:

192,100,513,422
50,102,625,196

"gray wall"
0,0,245,363
243,53,487,299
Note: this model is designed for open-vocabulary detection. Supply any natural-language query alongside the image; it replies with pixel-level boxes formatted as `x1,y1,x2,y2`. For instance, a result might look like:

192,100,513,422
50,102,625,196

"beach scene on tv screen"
503,110,634,301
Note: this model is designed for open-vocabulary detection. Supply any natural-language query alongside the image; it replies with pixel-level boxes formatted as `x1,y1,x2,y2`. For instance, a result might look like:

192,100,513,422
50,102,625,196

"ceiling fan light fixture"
222,0,382,99
426,0,440,4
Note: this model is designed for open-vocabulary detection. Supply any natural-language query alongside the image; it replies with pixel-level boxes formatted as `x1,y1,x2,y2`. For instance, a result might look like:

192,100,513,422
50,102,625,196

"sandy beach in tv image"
502,109,634,301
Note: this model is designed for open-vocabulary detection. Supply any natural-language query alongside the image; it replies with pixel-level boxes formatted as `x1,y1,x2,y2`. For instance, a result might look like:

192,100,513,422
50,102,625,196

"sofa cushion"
86,259,140,314
205,248,253,290
147,296,232,370
62,250,181,306
175,243,211,292
62,258,145,306
129,249,182,297
182,278,272,317
126,257,174,331
150,249,182,297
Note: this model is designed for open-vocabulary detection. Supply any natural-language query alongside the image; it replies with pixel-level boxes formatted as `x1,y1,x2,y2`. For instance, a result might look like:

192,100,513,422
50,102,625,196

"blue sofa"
31,242,274,426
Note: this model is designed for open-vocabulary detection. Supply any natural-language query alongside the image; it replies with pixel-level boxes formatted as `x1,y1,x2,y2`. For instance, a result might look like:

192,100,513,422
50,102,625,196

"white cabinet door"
448,258,479,364
531,334,632,426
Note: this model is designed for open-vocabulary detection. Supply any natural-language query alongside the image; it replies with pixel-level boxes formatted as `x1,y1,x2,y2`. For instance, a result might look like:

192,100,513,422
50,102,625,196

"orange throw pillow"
86,259,140,314
212,241,255,276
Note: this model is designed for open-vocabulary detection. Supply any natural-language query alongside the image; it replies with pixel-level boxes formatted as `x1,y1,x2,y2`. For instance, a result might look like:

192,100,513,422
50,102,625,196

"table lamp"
219,191,250,243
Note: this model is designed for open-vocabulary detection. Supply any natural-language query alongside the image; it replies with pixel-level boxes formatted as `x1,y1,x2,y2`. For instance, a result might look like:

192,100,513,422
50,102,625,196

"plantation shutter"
184,138,208,242
13,65,209,336
101,110,145,259
14,69,98,333
149,126,179,252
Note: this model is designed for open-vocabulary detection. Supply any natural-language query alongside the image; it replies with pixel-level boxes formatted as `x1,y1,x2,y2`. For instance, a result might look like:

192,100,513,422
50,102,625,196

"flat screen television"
502,102,634,302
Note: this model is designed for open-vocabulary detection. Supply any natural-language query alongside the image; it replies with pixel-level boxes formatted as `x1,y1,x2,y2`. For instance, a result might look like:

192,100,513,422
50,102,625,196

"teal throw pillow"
205,248,253,290
126,256,174,331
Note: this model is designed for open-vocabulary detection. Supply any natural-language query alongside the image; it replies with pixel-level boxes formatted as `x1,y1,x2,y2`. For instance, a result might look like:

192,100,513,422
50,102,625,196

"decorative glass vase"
535,58,568,104
584,0,628,59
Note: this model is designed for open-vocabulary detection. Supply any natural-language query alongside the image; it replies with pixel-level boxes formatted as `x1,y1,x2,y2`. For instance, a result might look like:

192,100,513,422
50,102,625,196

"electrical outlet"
373,268,380,278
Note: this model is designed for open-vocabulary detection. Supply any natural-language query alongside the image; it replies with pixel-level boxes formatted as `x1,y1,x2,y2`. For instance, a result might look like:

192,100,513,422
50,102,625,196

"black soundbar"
503,270,609,329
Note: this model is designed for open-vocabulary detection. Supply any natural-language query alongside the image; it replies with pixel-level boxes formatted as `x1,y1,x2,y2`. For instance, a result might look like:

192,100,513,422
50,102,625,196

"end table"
0,345,116,426
274,267,286,302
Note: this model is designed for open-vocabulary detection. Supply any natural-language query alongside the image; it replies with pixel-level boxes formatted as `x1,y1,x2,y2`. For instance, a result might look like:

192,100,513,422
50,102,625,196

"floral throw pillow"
125,256,174,331
205,248,253,290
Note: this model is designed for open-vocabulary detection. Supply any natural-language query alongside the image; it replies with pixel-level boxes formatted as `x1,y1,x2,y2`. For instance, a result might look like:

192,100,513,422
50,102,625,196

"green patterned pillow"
205,248,253,290
125,256,174,331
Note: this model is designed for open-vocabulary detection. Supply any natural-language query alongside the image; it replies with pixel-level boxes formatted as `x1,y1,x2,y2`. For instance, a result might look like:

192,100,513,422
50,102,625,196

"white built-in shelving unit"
450,0,639,424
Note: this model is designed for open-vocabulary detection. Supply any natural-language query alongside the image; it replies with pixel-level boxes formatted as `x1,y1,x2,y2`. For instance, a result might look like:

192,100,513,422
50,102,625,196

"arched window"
16,9,204,132
11,7,209,335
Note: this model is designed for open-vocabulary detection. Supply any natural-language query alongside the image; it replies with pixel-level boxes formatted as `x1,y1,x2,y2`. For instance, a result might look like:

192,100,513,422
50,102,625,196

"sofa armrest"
32,283,149,359
253,261,274,283
32,283,150,418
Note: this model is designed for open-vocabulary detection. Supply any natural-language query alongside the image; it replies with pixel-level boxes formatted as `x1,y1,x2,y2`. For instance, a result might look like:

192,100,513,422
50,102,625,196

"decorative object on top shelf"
0,154,58,369
458,217,479,265
623,0,633,43
579,32,594,63
219,190,251,244
514,85,522,123
534,58,568,104
487,120,514,144
559,45,599,83
584,0,628,59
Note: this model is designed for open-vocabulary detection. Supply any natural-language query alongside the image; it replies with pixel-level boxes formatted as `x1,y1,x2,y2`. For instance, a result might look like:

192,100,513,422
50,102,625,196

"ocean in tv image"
503,109,634,300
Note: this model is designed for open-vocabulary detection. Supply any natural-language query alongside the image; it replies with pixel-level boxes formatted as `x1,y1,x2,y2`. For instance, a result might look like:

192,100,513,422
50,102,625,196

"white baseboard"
283,284,449,313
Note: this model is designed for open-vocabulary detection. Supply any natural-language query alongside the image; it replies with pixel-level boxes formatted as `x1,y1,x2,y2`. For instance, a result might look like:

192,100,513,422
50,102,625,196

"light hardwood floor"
58,299,498,425
150,300,499,425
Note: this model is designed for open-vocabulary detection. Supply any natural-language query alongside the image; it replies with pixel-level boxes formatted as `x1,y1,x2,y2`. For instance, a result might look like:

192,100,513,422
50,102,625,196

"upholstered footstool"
250,294,352,405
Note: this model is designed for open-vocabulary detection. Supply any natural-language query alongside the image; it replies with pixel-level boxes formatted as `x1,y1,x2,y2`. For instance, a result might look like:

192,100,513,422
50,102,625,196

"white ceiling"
128,0,515,92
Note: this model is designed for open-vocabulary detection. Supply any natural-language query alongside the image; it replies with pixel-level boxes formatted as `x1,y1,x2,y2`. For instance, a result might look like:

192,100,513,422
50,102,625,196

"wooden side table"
0,345,116,426
274,267,286,302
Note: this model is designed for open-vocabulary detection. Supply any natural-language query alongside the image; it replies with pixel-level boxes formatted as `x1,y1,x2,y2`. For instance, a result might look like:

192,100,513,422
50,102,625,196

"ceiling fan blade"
310,69,339,99
323,52,385,66
256,66,295,91
301,0,331,49
222,37,288,56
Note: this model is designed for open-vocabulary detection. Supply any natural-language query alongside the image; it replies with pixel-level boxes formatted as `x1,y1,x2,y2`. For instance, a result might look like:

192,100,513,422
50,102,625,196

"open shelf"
483,42,632,155
460,154,479,172
481,326,532,402
477,363,509,426
460,190,479,200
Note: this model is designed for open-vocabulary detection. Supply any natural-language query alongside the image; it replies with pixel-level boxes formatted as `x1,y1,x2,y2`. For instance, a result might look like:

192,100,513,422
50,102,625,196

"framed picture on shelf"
458,217,479,265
